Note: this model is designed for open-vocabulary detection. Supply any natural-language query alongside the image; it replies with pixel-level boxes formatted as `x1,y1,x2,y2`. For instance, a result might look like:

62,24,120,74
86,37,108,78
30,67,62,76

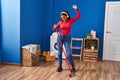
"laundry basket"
22,44,40,66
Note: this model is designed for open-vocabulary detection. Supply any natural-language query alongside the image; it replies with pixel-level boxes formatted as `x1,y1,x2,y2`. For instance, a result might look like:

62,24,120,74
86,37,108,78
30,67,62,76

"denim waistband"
59,34,71,41
60,34,70,37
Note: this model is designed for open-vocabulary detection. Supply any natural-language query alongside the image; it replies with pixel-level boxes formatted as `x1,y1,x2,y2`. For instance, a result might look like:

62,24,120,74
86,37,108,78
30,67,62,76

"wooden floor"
0,59,120,80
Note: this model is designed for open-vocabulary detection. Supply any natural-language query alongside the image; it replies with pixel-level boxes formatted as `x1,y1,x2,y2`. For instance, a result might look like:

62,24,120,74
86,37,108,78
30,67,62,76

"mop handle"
56,30,71,70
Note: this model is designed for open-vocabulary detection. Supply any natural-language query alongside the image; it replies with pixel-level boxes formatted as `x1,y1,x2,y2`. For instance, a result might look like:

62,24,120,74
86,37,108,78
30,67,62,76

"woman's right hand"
53,24,57,31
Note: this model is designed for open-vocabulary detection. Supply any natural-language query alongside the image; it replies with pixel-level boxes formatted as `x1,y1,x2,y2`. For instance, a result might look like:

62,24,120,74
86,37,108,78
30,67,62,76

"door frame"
103,1,120,61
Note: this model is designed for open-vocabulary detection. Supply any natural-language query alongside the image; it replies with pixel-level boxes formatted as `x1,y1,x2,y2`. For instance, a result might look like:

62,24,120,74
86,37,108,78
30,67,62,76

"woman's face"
61,15,68,21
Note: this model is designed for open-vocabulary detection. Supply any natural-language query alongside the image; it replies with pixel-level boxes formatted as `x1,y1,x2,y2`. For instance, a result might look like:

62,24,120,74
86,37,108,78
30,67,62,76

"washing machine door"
50,32,65,59
50,32,58,57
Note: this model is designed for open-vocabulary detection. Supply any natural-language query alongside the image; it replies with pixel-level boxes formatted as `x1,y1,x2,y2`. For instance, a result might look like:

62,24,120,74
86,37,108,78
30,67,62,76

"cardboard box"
22,44,40,66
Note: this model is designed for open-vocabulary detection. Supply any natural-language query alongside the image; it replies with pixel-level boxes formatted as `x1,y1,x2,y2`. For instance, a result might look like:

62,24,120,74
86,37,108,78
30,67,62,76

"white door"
103,2,120,61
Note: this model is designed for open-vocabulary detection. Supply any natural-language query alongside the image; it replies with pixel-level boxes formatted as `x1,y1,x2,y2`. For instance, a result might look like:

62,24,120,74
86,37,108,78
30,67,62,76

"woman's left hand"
53,24,57,31
72,5,77,10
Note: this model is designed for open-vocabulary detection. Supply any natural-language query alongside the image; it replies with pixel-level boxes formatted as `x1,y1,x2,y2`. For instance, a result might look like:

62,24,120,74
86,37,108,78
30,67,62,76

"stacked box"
83,38,99,62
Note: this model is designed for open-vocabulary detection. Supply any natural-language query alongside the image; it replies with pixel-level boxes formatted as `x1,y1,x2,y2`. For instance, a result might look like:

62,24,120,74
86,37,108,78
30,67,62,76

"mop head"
69,70,75,78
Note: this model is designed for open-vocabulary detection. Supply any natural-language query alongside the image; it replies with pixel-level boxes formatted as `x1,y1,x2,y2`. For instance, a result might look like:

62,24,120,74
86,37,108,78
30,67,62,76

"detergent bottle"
91,29,96,38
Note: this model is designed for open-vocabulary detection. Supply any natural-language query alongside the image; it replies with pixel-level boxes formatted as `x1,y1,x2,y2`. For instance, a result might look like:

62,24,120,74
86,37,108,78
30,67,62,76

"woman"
53,5,80,72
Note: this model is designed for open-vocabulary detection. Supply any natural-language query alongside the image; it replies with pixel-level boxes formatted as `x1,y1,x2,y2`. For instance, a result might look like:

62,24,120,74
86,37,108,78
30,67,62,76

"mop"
56,30,75,78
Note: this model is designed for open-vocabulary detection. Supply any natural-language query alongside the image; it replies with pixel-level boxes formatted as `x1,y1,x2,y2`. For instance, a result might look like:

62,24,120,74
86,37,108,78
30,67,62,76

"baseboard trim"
0,62,22,66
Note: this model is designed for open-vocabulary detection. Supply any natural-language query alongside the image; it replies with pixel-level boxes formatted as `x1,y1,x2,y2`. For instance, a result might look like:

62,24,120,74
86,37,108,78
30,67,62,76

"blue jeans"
57,34,74,65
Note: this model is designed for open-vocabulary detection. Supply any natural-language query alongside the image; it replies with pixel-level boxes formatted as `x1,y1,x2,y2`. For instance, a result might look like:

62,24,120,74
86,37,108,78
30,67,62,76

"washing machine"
50,32,66,59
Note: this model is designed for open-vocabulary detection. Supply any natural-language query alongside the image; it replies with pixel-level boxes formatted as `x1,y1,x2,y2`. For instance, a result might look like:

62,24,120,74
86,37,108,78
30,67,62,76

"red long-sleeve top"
55,9,80,36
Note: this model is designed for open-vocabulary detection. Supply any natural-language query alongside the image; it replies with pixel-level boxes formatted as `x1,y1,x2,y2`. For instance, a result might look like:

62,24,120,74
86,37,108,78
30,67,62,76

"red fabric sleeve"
55,21,60,30
71,9,81,23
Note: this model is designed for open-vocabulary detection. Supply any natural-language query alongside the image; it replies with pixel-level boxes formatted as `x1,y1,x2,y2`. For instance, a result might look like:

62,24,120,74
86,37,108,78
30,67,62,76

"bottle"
91,29,96,38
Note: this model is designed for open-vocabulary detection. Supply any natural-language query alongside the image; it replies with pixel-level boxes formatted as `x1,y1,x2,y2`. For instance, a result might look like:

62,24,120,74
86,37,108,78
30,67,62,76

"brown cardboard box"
22,45,40,66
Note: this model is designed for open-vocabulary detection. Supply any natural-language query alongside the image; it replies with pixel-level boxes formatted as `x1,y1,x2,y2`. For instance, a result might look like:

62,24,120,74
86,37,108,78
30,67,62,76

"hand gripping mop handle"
56,30,74,78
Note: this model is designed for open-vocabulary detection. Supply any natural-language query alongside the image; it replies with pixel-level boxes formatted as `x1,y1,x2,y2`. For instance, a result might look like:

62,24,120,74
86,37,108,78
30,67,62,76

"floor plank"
0,59,120,80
